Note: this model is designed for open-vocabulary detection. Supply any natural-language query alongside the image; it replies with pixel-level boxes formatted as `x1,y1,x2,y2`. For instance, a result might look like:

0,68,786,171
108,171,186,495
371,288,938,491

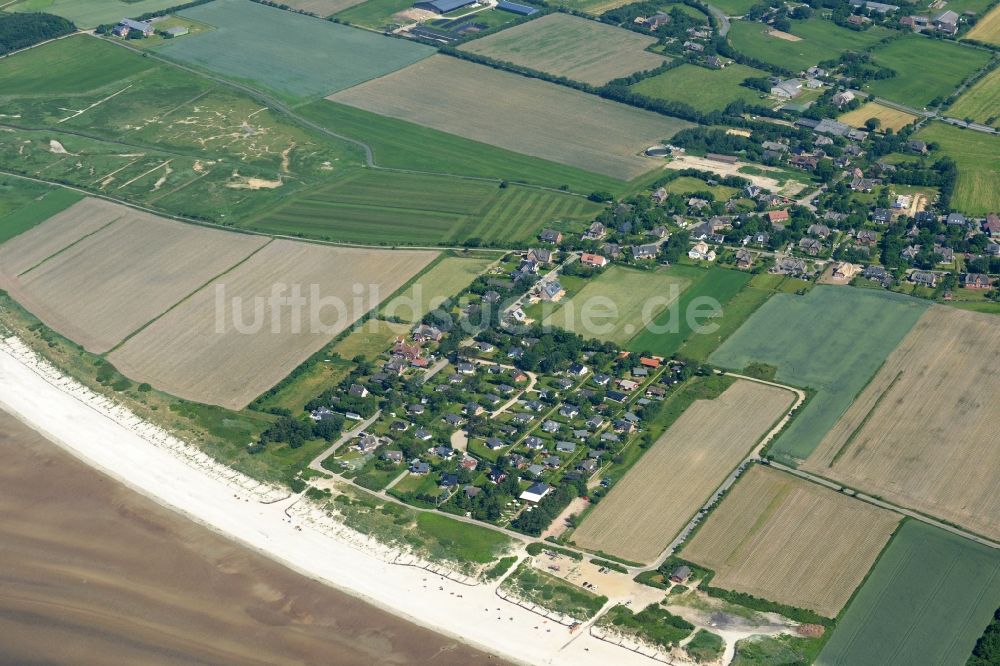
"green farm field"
632,63,770,113
4,0,181,27
382,254,495,322
332,0,413,29
728,19,891,71
330,319,410,361
948,65,1000,128
664,175,739,200
916,122,1000,215
865,35,991,109
709,286,927,465
543,265,692,345
296,101,630,195
819,521,1000,666
158,0,434,100
246,169,600,245
705,0,760,13
0,185,82,245
627,265,751,356
460,13,666,86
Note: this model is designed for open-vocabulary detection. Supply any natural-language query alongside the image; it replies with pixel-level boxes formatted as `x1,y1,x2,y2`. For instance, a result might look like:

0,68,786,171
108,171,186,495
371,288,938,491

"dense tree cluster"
0,13,74,56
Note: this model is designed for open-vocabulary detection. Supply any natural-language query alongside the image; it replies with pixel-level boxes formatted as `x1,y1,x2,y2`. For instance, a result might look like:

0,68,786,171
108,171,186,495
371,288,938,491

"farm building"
497,0,538,15
414,0,476,13
113,18,154,37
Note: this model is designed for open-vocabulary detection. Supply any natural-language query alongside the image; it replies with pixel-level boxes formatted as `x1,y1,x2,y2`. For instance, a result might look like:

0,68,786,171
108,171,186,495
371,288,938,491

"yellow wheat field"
839,102,919,133
683,465,899,616
109,240,435,409
966,4,1000,46
804,306,1000,541
572,380,794,563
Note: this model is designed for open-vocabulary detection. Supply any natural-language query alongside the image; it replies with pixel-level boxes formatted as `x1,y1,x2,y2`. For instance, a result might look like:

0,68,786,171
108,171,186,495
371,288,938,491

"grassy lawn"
948,64,1000,128
246,169,599,246
709,286,927,464
916,121,1000,216
296,100,632,195
543,265,693,345
664,175,739,200
415,512,513,564
382,253,495,322
627,265,752,357
158,0,434,101
254,358,353,414
728,18,891,71
820,521,1000,666
0,182,82,245
501,561,608,619
332,0,413,29
330,320,410,361
632,63,770,114
865,35,991,109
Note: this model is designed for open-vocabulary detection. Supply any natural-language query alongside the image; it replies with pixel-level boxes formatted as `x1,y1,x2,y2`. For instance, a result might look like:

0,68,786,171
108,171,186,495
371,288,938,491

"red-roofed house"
580,253,608,268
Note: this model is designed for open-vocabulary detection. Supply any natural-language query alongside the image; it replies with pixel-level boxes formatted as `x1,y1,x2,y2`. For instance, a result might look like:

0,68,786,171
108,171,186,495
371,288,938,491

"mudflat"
0,409,501,666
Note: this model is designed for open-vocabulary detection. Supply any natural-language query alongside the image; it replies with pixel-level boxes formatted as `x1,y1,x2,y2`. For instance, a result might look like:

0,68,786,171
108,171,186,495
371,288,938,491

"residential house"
963,273,992,289
857,229,878,245
583,222,607,240
832,90,855,108
910,270,938,287
946,212,967,227
520,482,551,503
631,244,659,260
808,223,831,239
539,280,566,301
527,248,553,264
349,383,369,398
556,441,577,454
768,209,790,227
651,187,668,204
688,241,717,261
409,459,431,475
383,450,403,464
775,257,807,275
982,213,1000,237
735,247,753,269
833,262,861,280
580,252,609,268
933,244,955,264
798,238,823,256
872,208,892,224
863,264,891,286
539,228,563,244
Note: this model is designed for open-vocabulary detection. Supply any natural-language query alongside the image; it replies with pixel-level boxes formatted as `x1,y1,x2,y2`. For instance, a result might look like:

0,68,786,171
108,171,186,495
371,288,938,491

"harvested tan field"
0,197,123,280
804,306,1000,541
1,204,267,354
328,55,693,180
279,0,367,15
682,465,899,617
572,380,794,563
459,13,666,87
110,240,436,409
768,28,801,41
839,102,919,132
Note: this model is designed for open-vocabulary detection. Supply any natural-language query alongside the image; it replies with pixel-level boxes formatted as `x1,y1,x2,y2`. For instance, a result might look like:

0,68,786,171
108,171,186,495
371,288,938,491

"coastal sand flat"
109,240,436,409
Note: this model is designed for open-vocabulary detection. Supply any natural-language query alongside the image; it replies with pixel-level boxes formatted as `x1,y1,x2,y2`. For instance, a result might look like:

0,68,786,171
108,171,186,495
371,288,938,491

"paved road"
307,411,382,474
705,3,731,36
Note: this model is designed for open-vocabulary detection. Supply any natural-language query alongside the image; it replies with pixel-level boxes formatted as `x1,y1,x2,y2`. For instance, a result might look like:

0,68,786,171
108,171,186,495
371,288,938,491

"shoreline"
0,335,652,666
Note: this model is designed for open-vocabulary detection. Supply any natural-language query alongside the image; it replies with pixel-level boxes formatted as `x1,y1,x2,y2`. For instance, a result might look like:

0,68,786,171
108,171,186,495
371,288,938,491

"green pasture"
948,65,1000,128
709,286,927,465
820,521,1000,666
728,18,891,71
382,254,495,322
865,35,991,109
916,122,1000,216
4,0,181,27
296,100,631,195
632,63,770,113
158,0,434,100
627,265,751,356
330,319,410,361
332,0,412,29
0,185,82,245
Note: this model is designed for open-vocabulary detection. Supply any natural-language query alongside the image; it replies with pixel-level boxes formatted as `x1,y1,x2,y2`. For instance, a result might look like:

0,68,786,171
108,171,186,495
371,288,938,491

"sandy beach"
0,336,656,666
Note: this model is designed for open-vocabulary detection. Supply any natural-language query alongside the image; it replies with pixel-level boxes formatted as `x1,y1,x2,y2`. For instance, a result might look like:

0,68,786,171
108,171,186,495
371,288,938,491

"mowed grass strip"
865,35,991,109
682,465,900,617
632,63,770,113
0,186,82,246
948,65,1000,128
709,286,928,465
328,55,694,180
572,380,795,563
108,240,437,410
382,254,494,322
460,13,666,86
805,306,1000,542
158,0,434,100
966,3,1000,45
838,102,919,132
0,199,269,354
0,35,155,95
916,121,1000,215
728,19,891,71
627,265,751,356
542,265,691,345
296,101,628,194
819,520,1000,666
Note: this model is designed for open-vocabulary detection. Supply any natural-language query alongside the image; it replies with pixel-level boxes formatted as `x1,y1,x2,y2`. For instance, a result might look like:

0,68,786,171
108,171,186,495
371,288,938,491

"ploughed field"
572,379,794,563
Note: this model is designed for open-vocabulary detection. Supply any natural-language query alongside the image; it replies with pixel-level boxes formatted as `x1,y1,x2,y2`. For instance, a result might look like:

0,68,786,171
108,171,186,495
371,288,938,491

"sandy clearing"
768,29,801,41
2,204,267,354
0,197,125,279
681,465,899,617
0,337,660,666
804,306,1000,541
664,154,806,196
329,55,693,180
572,380,795,563
109,240,436,409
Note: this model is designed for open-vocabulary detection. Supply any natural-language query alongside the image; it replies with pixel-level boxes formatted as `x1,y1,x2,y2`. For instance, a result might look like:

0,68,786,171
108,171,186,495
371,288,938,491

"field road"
637,372,806,573
770,461,1000,551
307,411,382,474
706,4,731,36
